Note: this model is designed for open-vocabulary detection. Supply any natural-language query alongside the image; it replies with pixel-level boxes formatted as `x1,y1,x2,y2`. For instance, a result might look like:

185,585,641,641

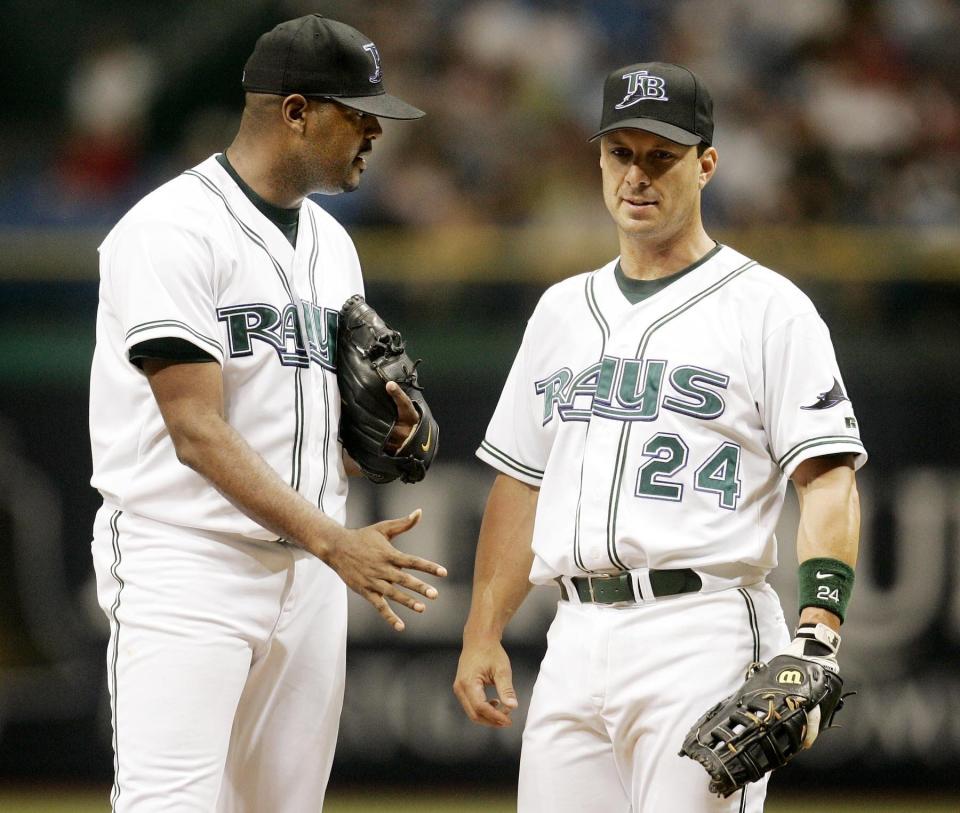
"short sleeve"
476,322,551,486
102,218,225,366
761,312,867,477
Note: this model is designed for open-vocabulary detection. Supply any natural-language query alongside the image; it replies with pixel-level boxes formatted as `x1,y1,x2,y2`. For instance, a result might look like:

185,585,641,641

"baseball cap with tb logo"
590,61,713,146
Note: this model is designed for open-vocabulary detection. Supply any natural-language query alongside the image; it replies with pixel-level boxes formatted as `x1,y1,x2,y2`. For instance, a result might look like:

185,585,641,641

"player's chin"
311,169,361,195
345,161,368,189
617,214,658,234
610,200,651,223
334,169,363,194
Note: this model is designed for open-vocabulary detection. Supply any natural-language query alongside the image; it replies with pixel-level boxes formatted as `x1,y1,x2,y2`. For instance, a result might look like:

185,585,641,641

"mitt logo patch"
615,70,668,109
420,423,433,453
776,668,804,686
800,377,849,410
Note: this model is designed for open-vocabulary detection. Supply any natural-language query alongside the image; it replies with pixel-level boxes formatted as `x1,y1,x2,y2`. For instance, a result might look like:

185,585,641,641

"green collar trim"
615,242,722,304
216,153,301,228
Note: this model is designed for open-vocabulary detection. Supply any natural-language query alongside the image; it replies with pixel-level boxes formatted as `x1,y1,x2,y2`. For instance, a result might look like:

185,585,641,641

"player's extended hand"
383,380,420,454
453,635,519,727
324,509,446,631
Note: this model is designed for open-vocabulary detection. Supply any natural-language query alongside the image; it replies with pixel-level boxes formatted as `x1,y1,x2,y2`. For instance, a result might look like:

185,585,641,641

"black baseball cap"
590,62,712,146
241,15,424,120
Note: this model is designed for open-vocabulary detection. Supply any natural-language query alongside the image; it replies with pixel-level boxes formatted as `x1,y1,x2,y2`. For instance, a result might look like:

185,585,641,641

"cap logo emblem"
363,42,383,84
615,70,668,109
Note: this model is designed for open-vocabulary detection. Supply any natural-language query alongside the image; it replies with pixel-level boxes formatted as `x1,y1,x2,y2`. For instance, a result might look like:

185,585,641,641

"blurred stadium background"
1,0,959,810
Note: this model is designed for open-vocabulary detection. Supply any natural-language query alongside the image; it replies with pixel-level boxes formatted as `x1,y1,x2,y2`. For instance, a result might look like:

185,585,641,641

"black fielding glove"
336,294,438,484
679,630,847,798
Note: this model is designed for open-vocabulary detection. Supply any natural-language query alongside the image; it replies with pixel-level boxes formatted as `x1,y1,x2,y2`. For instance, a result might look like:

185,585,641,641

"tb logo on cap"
615,70,668,109
363,42,383,84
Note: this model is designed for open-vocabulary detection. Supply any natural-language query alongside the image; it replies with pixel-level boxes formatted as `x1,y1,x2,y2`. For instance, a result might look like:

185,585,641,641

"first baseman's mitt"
679,654,846,798
336,294,438,484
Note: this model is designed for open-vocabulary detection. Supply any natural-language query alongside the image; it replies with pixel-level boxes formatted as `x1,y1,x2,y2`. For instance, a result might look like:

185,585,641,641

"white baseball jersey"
90,154,362,538
478,244,867,585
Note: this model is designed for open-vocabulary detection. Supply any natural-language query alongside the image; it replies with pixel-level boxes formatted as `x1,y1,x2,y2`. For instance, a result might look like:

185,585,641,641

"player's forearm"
794,455,860,567
463,474,538,641
170,411,346,557
143,358,347,557
792,454,860,630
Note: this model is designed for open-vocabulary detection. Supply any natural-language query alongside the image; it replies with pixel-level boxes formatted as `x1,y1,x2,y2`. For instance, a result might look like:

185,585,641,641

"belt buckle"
587,573,614,604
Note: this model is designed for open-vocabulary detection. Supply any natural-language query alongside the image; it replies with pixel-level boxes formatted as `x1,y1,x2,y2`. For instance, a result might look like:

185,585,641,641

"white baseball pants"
92,504,347,812
518,581,790,813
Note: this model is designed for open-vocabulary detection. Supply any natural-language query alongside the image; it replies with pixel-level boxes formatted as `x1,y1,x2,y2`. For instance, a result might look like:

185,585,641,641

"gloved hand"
336,294,438,484
679,621,848,797
779,622,841,748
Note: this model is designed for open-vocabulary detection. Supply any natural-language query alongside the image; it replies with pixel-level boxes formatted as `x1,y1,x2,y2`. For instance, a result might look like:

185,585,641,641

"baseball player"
454,62,865,812
89,15,445,812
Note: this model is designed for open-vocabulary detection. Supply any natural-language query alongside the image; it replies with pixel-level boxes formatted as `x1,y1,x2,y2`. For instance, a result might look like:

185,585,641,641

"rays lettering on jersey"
217,301,338,370
536,356,728,425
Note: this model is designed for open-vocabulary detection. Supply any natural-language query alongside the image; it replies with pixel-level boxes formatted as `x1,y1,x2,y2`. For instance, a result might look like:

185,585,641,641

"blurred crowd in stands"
1,0,958,229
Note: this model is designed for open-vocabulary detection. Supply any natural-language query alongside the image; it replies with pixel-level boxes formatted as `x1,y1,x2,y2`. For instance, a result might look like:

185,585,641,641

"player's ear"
698,146,718,189
280,94,310,134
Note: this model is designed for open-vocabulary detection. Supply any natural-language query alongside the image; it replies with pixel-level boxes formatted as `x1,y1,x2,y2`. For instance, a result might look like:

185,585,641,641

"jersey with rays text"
477,245,867,584
91,155,361,538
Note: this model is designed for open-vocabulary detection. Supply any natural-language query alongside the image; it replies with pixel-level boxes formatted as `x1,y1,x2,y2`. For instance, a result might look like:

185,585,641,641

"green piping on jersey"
738,586,760,663
317,362,332,510
777,435,865,472
306,209,333,513
606,418,633,570
479,440,544,480
585,273,611,343
571,272,611,572
126,319,223,357
603,258,757,571
291,367,304,490
185,170,297,302
107,509,125,810
185,169,308,494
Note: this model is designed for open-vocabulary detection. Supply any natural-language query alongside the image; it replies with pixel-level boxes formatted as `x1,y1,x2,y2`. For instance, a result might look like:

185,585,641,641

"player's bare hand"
384,381,420,454
323,508,446,631
453,635,519,727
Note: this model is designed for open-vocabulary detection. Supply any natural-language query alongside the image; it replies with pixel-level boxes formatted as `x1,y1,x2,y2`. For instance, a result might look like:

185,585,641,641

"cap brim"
336,92,424,120
588,118,702,146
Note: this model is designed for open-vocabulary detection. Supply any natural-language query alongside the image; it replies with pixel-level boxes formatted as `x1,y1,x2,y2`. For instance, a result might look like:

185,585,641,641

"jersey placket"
301,208,334,514
575,303,648,574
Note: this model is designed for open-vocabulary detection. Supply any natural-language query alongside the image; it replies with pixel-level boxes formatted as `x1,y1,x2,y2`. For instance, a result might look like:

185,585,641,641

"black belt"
557,569,703,604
